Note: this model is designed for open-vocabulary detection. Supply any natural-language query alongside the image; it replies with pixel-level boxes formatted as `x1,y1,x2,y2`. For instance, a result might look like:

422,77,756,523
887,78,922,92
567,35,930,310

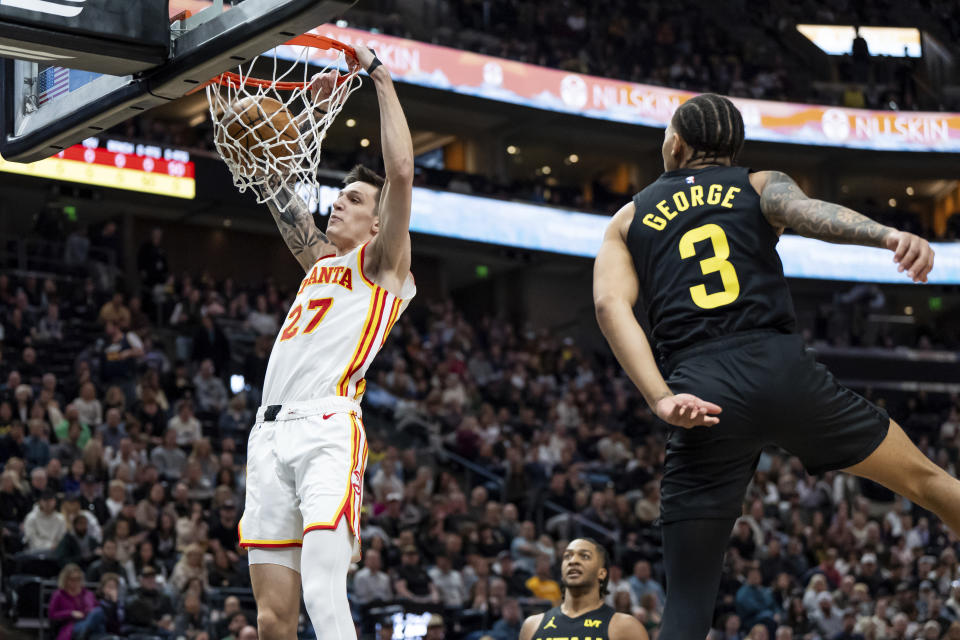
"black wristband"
366,48,383,76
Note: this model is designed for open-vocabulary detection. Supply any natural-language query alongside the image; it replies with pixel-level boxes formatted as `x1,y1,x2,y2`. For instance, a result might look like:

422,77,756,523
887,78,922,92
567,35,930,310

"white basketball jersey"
261,242,415,405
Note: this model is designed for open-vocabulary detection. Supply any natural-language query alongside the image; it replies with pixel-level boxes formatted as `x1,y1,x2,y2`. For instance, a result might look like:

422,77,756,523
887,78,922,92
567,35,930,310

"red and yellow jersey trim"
303,413,366,539
349,413,368,534
238,520,303,549
357,242,377,290
337,286,387,397
380,298,401,348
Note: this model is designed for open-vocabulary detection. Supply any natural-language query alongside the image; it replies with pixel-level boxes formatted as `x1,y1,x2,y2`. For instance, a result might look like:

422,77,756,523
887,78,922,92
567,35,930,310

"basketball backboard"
0,0,354,162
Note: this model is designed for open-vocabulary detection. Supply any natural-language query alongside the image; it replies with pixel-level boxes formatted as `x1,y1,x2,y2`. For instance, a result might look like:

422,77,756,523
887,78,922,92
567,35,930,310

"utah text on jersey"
535,616,607,640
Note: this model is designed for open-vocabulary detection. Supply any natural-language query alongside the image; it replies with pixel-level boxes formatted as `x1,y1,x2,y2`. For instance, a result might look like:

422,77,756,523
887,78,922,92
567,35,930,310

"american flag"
37,66,70,106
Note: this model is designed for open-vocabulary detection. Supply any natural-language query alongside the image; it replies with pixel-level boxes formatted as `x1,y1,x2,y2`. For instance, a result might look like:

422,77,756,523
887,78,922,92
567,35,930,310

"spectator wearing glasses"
395,544,440,604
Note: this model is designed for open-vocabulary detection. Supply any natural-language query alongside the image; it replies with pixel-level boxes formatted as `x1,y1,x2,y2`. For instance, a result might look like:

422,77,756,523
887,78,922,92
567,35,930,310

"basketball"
217,96,299,174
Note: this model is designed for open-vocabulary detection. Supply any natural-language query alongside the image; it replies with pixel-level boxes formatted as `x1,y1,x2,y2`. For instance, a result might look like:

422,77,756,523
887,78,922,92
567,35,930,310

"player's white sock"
301,519,357,640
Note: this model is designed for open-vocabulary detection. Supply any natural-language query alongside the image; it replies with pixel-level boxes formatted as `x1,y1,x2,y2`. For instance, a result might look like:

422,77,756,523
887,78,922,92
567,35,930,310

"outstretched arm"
266,178,336,273
593,203,721,428
756,170,935,282
357,46,414,284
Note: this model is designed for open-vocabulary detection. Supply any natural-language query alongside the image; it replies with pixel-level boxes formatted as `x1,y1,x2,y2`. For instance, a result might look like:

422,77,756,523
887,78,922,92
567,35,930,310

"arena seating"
1,214,959,639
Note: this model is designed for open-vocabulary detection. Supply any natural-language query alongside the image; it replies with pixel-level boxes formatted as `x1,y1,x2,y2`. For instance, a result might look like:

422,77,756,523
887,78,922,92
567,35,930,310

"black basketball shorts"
659,330,890,525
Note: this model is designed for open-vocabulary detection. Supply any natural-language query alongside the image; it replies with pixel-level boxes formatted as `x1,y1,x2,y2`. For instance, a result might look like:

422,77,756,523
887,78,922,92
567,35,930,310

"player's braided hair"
671,93,745,164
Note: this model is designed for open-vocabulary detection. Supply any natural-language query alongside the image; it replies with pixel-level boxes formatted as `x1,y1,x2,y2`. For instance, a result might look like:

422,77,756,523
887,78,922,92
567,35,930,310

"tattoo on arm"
759,171,892,248
266,178,331,269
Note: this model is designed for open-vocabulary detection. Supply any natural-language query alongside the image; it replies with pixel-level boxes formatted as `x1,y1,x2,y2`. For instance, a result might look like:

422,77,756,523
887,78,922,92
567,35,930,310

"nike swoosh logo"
322,413,336,420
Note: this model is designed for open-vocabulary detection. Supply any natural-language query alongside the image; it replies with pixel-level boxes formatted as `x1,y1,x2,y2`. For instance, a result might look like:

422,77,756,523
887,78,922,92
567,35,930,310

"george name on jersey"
642,184,741,231
298,265,354,295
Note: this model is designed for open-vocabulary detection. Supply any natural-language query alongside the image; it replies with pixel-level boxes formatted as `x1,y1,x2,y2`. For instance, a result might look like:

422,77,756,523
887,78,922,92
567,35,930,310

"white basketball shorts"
239,397,367,557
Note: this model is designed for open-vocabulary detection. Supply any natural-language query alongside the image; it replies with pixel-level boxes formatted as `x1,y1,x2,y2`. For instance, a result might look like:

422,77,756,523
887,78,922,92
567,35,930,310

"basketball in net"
215,96,300,176
204,34,362,211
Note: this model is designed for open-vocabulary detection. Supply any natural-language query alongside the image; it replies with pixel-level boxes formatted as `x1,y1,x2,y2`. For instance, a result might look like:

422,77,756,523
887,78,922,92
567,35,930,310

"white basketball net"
206,44,362,213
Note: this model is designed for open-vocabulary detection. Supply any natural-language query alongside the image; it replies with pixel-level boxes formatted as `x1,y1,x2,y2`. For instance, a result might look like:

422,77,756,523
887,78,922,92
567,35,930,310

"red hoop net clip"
193,33,360,94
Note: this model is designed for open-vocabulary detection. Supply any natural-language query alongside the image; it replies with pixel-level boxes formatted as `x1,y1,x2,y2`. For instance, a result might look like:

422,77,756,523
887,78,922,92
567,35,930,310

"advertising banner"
314,184,960,284
276,25,960,153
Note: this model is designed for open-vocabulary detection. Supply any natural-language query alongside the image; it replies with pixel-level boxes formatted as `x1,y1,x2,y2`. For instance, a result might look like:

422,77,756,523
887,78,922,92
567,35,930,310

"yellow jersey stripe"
380,298,401,347
342,287,387,397
337,286,384,396
303,414,360,534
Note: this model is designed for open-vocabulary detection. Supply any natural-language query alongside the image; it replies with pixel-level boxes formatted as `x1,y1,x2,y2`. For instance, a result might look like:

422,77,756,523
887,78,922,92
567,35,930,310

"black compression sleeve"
658,517,737,640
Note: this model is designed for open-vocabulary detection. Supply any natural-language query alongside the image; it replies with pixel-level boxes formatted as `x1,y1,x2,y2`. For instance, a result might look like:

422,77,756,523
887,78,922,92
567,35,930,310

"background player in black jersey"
519,538,648,640
593,93,947,640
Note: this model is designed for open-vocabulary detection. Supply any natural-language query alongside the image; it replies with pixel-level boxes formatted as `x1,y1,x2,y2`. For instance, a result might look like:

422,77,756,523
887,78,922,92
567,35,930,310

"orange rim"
199,33,360,93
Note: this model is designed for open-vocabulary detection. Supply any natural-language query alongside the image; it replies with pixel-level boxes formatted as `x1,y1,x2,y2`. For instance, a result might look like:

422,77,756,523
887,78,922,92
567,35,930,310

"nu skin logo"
1,0,84,17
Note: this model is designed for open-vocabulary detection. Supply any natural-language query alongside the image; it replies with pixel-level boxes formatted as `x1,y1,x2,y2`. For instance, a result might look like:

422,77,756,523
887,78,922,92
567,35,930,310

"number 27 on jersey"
280,298,334,341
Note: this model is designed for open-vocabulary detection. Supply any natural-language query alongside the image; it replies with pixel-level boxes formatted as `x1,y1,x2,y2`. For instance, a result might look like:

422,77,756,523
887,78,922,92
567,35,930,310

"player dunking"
593,94,952,640
519,538,648,640
240,45,415,640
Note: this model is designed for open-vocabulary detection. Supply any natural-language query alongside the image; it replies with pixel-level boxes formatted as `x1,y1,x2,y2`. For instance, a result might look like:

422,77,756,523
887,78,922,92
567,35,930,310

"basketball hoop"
205,34,362,213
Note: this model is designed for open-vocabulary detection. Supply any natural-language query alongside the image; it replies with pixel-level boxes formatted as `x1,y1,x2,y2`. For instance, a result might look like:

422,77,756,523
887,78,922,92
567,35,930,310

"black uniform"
533,603,615,640
628,165,888,523
627,166,889,639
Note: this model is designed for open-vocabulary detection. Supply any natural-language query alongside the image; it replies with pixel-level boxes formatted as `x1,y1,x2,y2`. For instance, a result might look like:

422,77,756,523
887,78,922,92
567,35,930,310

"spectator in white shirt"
510,521,539,575
151,428,188,482
370,457,404,504
604,564,639,610
168,399,201,447
192,359,227,415
428,553,467,608
352,548,393,606
245,295,279,336
72,382,103,428
105,479,127,520
24,489,67,551
107,437,143,480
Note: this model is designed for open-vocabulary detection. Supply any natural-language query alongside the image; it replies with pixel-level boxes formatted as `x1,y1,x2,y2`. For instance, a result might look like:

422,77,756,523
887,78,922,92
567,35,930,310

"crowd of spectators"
366,0,798,103
0,219,959,640
348,0,953,112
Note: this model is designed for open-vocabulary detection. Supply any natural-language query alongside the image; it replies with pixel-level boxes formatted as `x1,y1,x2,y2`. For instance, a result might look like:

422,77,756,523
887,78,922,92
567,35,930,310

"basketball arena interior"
1,1,960,639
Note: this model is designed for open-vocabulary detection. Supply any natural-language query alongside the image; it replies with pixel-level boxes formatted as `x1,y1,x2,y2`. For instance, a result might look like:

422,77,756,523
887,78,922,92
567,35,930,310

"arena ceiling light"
796,24,921,57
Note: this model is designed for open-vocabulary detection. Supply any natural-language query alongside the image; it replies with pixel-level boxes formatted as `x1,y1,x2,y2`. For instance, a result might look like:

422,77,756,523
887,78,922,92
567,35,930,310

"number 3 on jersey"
280,298,334,341
678,223,741,309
